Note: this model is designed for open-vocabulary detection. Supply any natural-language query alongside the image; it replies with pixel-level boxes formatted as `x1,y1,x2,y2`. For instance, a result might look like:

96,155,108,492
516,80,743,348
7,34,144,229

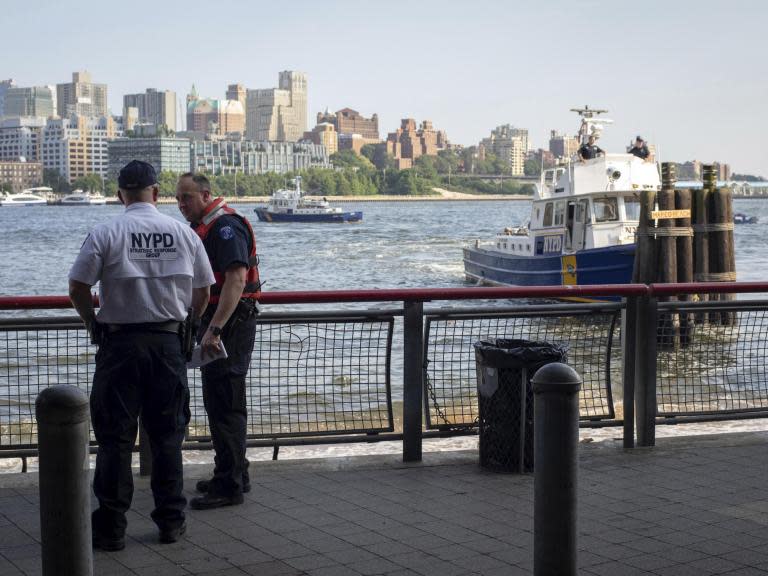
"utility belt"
90,316,199,362
104,320,182,334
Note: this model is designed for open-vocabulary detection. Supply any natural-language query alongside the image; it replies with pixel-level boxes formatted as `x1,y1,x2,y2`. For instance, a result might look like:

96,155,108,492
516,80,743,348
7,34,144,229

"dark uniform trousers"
90,331,190,539
201,310,258,496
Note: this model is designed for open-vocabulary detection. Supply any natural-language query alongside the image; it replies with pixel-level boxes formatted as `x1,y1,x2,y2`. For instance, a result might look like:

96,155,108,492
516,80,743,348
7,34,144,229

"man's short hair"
180,172,211,193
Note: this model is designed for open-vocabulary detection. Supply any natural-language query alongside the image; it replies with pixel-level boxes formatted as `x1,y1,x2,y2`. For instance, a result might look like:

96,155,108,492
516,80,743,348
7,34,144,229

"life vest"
193,198,261,303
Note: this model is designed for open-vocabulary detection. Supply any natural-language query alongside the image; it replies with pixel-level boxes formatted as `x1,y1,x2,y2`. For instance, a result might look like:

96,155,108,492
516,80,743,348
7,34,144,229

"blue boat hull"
463,243,635,297
254,208,363,223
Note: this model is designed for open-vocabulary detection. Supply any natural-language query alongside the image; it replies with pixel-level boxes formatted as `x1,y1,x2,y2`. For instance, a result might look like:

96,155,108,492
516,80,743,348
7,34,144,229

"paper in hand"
186,342,228,368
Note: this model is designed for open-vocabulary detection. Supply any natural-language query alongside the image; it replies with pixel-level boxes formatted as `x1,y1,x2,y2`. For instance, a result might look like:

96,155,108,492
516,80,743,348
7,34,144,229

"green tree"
43,168,70,193
524,158,542,177
71,173,103,192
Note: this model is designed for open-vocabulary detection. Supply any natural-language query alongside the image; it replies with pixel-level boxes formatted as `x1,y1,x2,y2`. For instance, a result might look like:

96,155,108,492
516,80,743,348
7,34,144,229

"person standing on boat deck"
578,135,604,160
628,136,650,160
175,172,262,510
68,160,214,550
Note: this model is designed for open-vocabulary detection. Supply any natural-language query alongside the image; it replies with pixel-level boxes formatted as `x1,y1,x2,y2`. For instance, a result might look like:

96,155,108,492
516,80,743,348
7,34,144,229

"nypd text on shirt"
128,232,179,260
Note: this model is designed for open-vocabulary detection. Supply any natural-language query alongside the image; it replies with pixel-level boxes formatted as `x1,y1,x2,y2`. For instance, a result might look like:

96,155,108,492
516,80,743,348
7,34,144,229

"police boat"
254,176,363,223
463,107,661,298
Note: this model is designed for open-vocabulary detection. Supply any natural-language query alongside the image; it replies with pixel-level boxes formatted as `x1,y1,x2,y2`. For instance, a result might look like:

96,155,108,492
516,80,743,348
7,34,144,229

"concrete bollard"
532,363,581,576
35,385,93,576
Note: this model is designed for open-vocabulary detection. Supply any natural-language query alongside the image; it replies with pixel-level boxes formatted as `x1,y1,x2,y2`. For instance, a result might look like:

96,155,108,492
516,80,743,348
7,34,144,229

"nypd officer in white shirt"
68,160,215,551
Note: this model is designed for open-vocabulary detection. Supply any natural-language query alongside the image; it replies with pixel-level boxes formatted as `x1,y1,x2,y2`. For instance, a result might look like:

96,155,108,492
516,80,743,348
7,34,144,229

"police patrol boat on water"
254,176,363,223
463,107,661,294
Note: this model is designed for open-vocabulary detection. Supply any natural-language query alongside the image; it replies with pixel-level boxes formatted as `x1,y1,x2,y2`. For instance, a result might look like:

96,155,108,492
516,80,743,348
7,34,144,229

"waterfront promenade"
1,430,768,575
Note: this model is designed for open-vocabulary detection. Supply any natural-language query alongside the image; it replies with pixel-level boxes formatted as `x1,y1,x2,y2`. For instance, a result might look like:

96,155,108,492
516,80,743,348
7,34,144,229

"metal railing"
2,282,768,466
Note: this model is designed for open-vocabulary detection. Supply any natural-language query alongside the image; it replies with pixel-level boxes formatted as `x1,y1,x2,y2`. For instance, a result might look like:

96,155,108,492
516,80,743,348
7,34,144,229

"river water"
1,199,767,471
1,198,767,296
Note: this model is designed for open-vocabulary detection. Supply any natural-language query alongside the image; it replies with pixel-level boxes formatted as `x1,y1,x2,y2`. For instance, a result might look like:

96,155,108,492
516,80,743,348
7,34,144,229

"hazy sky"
4,0,767,175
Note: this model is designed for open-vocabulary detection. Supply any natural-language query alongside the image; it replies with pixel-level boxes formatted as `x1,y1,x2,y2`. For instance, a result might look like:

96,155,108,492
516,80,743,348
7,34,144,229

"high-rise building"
385,119,449,169
303,123,338,155
56,71,108,117
4,86,55,118
0,159,43,192
0,117,47,161
314,108,379,153
0,79,15,117
186,86,245,136
108,137,191,178
481,125,527,176
246,71,308,142
123,88,177,131
41,115,117,182
226,84,246,107
549,130,579,159
191,140,328,175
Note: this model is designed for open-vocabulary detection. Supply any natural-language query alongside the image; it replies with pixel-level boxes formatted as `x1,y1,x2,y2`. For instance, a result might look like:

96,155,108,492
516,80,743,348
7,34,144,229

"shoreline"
149,189,532,204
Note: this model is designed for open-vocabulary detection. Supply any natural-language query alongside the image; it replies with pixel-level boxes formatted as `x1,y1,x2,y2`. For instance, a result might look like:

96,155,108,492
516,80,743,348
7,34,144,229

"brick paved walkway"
1,432,768,575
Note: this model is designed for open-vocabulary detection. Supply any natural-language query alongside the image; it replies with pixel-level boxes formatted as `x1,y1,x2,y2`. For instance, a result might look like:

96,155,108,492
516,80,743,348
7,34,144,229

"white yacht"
0,187,51,207
254,176,363,223
55,190,107,206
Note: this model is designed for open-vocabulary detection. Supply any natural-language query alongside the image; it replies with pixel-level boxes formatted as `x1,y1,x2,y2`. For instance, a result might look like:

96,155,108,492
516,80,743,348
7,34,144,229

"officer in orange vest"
176,172,261,509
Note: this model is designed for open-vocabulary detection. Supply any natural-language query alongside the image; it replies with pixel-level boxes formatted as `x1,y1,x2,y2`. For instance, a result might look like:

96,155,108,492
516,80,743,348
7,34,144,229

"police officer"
68,160,214,550
175,172,261,510
628,136,650,160
578,135,604,161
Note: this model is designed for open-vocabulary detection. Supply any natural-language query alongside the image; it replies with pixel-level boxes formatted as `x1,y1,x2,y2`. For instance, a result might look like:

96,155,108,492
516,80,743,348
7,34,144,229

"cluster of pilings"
632,162,736,348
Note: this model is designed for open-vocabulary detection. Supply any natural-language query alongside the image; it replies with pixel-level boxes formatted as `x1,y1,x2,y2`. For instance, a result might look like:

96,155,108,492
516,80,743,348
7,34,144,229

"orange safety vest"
193,198,261,303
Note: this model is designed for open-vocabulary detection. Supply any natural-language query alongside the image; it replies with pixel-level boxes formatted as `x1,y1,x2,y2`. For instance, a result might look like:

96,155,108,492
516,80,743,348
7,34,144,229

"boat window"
543,203,553,227
554,202,565,226
624,196,641,220
594,197,619,222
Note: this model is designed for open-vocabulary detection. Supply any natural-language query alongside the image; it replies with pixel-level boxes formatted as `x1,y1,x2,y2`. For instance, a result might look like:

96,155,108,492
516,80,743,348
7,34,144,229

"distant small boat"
54,190,107,206
254,177,363,223
734,213,758,224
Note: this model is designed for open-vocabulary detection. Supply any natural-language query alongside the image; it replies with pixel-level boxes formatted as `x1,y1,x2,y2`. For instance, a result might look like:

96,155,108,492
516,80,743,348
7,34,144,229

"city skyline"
3,0,767,176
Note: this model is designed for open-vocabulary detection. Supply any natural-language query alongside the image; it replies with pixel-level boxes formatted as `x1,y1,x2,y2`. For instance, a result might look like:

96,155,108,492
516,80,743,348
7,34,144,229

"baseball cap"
118,160,157,190
635,135,644,142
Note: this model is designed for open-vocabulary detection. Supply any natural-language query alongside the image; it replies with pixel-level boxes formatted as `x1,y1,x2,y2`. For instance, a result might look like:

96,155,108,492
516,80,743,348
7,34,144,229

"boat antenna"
569,105,609,118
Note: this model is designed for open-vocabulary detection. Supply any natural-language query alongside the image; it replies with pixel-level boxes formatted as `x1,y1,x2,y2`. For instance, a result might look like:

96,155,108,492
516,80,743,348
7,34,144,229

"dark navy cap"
635,135,644,141
118,160,157,190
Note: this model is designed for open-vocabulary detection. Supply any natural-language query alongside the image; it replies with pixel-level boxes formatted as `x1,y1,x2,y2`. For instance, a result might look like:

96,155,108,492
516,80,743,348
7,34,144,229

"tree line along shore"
42,148,539,199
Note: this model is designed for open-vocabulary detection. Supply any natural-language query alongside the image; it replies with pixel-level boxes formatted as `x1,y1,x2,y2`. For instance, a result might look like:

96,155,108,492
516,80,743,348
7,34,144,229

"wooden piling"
657,164,678,349
709,185,736,325
632,189,658,284
675,187,694,344
693,171,712,323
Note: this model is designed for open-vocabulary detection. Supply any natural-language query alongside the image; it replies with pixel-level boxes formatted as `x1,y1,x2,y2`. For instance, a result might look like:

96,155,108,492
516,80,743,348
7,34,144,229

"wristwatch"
209,325,223,337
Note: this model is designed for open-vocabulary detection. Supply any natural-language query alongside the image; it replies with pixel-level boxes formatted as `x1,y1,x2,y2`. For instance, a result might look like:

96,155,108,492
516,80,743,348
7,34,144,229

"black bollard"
35,385,93,576
532,363,581,576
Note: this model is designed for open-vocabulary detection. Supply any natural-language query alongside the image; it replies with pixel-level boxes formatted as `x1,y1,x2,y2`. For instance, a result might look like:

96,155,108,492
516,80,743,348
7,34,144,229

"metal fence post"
622,296,637,448
35,385,93,576
532,363,581,576
635,295,658,447
403,300,424,462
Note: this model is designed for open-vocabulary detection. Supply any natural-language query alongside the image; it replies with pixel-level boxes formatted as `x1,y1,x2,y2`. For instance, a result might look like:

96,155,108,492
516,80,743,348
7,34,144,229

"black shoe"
190,492,244,510
195,479,251,494
159,522,187,544
92,532,125,551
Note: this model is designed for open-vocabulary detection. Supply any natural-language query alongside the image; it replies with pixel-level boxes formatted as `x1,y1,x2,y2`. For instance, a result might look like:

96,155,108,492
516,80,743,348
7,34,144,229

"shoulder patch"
219,225,234,240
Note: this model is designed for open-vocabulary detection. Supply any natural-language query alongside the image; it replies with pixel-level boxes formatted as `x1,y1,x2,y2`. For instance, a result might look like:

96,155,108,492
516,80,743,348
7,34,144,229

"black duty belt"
105,321,181,334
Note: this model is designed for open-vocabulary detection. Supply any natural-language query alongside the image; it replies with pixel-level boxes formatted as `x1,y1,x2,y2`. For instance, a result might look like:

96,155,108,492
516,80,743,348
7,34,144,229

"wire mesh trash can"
473,339,568,473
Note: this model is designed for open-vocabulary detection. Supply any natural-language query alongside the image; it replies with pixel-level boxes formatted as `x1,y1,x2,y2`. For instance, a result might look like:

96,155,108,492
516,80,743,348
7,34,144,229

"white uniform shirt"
69,202,215,324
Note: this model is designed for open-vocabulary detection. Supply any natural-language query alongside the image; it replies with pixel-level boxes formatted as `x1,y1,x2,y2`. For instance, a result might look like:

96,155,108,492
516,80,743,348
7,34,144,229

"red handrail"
2,282,768,310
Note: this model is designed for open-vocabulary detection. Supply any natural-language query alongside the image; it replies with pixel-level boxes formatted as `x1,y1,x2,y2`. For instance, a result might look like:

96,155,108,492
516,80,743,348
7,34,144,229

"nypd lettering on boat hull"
536,234,563,255
128,232,178,260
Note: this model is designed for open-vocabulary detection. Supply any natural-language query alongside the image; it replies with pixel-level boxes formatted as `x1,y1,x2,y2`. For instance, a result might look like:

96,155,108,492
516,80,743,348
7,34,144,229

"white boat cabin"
493,111,661,258
265,177,343,215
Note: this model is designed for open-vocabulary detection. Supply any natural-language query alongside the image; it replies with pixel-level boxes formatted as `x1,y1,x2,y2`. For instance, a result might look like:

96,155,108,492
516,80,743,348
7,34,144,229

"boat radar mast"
570,105,612,144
